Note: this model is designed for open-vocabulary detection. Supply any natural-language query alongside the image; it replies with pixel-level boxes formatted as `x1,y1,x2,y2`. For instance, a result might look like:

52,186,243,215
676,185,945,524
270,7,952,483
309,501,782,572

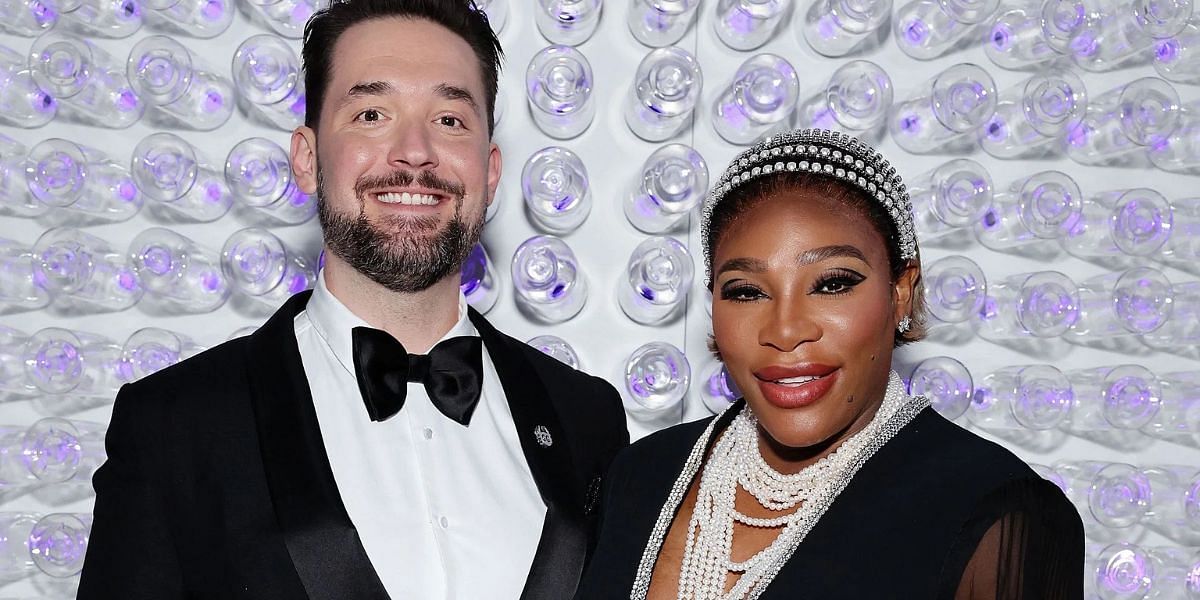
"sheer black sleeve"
936,477,1085,599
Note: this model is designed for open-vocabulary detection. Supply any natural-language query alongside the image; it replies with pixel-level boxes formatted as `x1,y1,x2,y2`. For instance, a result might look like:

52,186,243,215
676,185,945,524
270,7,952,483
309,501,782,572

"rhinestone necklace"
629,371,929,600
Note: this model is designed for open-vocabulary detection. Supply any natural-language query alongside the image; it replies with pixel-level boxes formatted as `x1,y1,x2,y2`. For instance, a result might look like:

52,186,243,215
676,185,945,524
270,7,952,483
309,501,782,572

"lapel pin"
584,475,602,515
533,425,553,448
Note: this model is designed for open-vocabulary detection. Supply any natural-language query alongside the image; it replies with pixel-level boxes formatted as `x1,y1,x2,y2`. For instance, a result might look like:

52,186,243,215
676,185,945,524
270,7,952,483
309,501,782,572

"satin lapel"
468,309,588,600
246,291,390,600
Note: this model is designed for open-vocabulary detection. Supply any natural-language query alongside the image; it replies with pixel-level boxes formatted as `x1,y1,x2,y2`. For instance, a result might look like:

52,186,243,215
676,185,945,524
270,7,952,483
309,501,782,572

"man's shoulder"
121,335,254,404
482,321,615,394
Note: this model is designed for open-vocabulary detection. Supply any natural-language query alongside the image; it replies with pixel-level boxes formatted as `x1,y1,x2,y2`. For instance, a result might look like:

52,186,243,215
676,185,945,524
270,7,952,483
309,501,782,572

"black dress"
576,401,1085,599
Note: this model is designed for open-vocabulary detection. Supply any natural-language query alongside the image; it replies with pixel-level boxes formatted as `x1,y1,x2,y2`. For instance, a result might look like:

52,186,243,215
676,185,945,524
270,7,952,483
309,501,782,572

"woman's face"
711,189,918,451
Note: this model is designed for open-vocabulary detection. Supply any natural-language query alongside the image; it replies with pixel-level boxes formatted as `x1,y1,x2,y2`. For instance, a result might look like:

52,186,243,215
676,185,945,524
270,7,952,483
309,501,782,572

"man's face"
291,16,501,293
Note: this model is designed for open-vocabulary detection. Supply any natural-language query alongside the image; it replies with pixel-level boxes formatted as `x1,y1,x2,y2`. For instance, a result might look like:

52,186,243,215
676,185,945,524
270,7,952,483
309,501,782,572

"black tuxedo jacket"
77,291,629,599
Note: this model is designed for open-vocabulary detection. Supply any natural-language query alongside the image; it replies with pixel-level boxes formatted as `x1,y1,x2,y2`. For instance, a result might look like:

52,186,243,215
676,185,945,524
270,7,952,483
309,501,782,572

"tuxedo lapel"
246,291,390,600
469,308,589,600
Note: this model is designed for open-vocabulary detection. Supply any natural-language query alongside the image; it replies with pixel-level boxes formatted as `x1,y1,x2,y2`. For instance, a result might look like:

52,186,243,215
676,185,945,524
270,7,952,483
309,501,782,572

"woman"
576,129,1084,599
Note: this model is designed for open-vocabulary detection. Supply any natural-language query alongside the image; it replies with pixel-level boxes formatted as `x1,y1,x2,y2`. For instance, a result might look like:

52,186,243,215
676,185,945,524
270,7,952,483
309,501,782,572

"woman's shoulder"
878,407,1044,493
620,413,721,459
608,408,737,479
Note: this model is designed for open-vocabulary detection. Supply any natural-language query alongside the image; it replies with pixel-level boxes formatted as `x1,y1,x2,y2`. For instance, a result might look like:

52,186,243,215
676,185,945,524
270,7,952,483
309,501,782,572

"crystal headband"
701,129,918,280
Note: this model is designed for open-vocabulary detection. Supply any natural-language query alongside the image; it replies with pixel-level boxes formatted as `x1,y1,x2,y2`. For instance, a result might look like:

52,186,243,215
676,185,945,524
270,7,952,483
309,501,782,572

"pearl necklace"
629,371,929,600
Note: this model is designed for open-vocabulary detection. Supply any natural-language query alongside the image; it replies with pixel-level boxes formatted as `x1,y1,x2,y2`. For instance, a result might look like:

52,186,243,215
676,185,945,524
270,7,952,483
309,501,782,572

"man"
76,1,629,597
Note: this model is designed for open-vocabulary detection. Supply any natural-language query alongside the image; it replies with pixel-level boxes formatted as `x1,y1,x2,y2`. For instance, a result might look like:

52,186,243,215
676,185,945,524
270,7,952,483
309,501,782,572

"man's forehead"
326,16,485,92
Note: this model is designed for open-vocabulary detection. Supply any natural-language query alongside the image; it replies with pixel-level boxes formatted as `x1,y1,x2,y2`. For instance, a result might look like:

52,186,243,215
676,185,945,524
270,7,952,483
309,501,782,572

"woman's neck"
755,396,887,475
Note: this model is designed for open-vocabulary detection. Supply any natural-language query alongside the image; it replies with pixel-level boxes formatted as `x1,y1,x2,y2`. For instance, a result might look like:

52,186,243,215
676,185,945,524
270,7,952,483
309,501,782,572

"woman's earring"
897,315,912,334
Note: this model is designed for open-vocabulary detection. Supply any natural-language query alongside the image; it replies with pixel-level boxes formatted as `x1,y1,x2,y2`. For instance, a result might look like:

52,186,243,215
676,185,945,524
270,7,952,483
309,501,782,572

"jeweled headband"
701,129,918,281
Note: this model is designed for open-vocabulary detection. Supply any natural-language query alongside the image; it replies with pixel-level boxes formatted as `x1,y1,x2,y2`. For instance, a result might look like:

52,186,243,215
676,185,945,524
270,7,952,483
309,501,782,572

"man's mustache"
354,170,466,201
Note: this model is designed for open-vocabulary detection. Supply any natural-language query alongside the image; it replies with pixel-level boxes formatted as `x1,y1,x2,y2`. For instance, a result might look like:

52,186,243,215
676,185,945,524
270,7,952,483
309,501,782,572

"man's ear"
485,142,501,207
291,126,318,195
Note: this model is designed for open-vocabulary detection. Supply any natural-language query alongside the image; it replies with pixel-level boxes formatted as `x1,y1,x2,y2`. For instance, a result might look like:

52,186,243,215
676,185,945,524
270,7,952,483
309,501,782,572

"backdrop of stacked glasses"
0,0,1199,595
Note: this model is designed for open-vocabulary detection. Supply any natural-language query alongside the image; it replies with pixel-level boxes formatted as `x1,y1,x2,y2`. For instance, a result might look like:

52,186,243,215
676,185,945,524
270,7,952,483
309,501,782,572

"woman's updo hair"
701,130,927,347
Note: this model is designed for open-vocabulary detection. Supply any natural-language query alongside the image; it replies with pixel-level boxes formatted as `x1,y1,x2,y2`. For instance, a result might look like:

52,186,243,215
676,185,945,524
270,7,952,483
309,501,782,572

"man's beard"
317,168,484,293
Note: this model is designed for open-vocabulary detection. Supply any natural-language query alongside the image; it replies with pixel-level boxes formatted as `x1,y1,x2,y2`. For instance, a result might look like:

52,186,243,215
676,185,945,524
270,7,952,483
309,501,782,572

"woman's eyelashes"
810,269,865,295
719,282,766,302
719,269,866,301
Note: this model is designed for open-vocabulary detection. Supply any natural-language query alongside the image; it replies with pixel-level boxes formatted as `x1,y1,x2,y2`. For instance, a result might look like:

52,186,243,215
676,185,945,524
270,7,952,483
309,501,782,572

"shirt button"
439,516,449,529
423,428,433,440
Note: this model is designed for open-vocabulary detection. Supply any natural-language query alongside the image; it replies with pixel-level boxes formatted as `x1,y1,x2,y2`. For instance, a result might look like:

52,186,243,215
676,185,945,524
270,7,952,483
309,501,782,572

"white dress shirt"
294,272,546,599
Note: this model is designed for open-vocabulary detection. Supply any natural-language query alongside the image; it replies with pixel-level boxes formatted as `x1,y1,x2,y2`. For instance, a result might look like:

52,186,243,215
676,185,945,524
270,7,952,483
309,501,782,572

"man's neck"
322,254,462,354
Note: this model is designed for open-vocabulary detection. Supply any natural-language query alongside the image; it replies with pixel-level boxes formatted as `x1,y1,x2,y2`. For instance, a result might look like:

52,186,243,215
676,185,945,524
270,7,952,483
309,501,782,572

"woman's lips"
755,369,840,409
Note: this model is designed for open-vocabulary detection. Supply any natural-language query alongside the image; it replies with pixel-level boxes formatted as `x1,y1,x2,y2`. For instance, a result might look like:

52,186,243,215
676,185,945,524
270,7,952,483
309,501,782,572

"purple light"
725,8,755,35
120,0,138,17
984,116,1008,142
291,1,313,24
1070,31,1098,57
139,245,173,276
200,270,222,292
817,14,839,39
117,359,134,381
978,296,998,320
991,24,1012,51
1066,123,1089,147
1028,286,1076,322
811,106,836,129
898,113,921,134
902,19,928,45
1105,376,1154,417
117,180,137,201
205,181,222,203
116,90,139,112
132,342,180,375
1118,199,1166,238
289,189,311,207
118,270,138,291
1155,39,1179,63
31,0,56,23
202,89,224,113
459,244,487,296
971,387,995,409
290,93,306,116
550,282,566,298
35,91,56,113
35,341,81,380
980,208,1000,230
552,194,575,211
287,272,308,293
200,0,225,20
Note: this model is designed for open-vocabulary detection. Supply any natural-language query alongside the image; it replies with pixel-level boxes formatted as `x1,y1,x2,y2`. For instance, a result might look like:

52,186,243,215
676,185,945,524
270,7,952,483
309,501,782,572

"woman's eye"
813,275,863,295
720,285,766,302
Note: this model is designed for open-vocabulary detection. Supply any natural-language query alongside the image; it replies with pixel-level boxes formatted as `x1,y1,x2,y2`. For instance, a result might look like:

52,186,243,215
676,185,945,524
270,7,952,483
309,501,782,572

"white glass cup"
890,63,997,153
711,53,799,146
33,227,143,313
617,236,693,325
131,132,231,222
128,227,230,314
511,235,588,323
126,34,234,130
624,143,708,233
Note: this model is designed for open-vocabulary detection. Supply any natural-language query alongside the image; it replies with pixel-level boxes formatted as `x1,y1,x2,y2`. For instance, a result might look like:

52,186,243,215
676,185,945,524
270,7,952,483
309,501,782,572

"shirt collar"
306,269,476,376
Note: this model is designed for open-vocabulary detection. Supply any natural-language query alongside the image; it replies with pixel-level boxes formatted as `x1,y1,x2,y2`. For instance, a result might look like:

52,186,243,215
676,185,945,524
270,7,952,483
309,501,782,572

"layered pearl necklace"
630,371,929,600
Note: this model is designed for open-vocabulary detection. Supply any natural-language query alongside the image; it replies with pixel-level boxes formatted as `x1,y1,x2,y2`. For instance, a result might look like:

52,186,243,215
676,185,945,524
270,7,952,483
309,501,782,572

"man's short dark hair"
301,0,503,136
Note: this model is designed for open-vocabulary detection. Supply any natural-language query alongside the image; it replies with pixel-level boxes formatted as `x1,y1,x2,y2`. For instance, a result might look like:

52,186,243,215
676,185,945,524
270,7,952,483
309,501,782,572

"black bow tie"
351,326,484,426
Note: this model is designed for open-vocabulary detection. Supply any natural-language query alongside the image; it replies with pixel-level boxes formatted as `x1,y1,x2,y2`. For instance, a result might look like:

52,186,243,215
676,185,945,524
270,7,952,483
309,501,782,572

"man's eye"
439,116,463,128
358,109,381,122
